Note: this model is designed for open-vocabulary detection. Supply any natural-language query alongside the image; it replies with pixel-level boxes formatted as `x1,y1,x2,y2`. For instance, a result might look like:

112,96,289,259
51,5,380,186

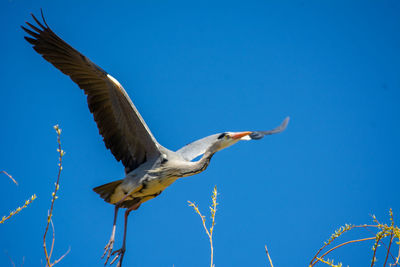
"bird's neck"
196,150,215,172
181,151,215,177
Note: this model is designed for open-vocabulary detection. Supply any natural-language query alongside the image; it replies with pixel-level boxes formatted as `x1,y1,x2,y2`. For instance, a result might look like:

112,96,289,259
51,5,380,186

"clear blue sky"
1,1,399,266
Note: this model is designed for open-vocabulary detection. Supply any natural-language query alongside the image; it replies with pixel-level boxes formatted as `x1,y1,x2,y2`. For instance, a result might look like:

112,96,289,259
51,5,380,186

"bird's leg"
110,203,139,267
102,205,119,265
103,186,136,262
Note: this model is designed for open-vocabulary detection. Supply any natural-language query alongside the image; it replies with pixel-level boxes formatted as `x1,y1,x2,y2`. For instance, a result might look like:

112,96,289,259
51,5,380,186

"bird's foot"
102,236,115,265
110,247,126,267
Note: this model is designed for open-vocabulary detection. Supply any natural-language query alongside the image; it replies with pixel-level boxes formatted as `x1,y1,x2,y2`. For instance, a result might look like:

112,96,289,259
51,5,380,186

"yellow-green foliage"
310,208,400,267
1,169,37,225
0,194,37,224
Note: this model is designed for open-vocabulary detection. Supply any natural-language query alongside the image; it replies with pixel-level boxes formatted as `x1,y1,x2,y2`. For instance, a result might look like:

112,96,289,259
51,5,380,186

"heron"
22,11,289,267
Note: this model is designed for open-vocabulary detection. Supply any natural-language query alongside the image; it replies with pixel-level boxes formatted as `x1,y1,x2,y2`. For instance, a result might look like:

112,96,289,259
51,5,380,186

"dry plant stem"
361,225,397,263
210,236,214,267
49,219,55,260
310,211,399,267
309,225,356,265
311,237,376,267
43,125,65,267
0,171,36,225
0,170,37,227
396,244,400,266
51,247,70,266
209,186,218,267
310,224,397,267
5,251,16,267
188,186,218,267
209,232,215,264
0,195,37,224
370,234,384,267
188,204,213,266
316,257,341,267
264,245,274,267
1,171,18,185
396,249,400,266
383,234,394,267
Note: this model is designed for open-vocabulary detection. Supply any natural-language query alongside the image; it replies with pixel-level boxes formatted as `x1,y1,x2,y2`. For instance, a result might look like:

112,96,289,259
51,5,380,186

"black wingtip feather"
25,21,43,34
24,36,37,45
40,8,50,28
31,12,47,30
21,26,40,39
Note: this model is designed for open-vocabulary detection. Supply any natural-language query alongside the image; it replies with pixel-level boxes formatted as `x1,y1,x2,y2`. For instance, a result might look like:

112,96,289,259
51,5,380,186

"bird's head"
210,131,252,153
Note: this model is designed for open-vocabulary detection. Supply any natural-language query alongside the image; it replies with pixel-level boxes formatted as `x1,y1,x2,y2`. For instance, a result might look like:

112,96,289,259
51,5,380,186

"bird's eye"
217,133,226,139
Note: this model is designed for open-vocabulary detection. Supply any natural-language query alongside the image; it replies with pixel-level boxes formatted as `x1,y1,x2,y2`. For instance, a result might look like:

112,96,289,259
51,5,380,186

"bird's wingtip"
249,116,290,140
281,116,290,129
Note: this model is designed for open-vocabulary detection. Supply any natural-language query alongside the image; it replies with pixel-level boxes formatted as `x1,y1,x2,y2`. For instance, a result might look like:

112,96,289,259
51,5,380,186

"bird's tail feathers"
93,179,123,203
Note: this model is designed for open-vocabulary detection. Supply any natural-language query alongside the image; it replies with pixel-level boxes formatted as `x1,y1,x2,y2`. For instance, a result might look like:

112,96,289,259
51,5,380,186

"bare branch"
49,219,55,260
52,246,71,266
264,245,274,267
5,251,16,267
1,171,18,185
383,234,394,267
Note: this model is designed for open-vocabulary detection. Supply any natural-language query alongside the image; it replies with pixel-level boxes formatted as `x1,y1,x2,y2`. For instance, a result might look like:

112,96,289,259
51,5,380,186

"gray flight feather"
249,117,290,140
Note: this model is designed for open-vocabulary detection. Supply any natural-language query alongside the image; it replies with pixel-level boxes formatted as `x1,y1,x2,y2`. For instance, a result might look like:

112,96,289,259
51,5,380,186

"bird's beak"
229,131,252,140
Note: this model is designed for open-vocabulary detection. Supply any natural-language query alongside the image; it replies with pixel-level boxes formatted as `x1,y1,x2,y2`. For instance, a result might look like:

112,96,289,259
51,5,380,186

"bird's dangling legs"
110,203,140,267
102,205,119,265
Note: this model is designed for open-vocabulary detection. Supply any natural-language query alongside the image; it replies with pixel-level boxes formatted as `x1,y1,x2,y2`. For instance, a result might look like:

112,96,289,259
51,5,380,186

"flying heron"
22,11,289,267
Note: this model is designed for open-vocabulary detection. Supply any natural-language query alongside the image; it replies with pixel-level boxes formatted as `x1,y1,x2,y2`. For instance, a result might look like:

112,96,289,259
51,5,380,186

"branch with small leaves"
188,186,218,267
43,125,70,267
0,195,37,224
309,209,400,267
0,171,36,224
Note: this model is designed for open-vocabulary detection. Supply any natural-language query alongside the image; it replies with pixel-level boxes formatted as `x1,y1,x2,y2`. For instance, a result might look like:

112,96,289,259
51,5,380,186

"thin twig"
264,245,274,267
5,251,16,267
43,125,65,267
209,186,217,267
188,186,218,267
311,237,376,267
0,195,37,224
370,234,383,267
384,234,394,267
309,224,355,265
52,247,71,266
361,225,397,263
49,219,55,260
310,212,399,267
1,171,18,185
395,243,400,266
316,257,343,267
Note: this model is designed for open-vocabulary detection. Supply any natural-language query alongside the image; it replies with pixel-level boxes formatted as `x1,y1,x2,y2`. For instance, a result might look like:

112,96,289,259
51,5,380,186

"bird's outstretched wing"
22,11,161,173
177,117,289,161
